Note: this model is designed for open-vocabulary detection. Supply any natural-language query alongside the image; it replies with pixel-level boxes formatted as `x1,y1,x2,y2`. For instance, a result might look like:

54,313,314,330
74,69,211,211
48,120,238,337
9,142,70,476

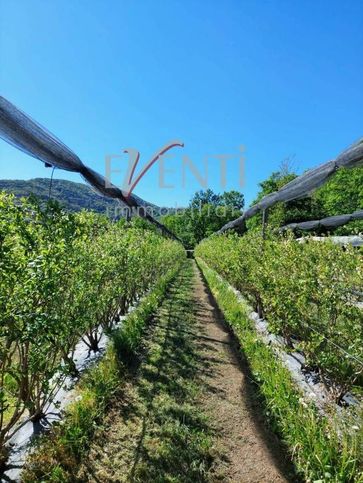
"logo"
105,141,245,199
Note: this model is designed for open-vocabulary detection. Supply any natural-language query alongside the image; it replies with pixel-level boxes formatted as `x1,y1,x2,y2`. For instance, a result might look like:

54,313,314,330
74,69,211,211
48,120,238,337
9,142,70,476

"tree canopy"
161,189,244,248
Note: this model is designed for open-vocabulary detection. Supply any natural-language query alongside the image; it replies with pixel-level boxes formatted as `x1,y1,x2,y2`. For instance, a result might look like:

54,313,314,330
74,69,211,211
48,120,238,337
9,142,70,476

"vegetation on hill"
2,166,361,241
0,178,160,218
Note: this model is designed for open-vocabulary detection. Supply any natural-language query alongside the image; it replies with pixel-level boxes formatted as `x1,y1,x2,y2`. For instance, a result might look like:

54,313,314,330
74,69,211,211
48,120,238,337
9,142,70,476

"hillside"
0,178,160,218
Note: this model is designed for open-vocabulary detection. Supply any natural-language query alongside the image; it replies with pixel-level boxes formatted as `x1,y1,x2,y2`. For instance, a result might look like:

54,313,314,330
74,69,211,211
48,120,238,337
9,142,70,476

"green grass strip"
196,258,362,483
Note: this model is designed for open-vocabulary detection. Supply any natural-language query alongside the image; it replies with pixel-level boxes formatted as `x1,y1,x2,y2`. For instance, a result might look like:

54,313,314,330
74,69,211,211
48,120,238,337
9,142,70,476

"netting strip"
218,138,363,234
0,96,179,241
279,209,363,232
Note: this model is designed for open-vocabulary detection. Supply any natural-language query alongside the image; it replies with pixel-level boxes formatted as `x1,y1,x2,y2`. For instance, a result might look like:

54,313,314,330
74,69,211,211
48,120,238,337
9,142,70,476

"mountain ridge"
0,178,163,218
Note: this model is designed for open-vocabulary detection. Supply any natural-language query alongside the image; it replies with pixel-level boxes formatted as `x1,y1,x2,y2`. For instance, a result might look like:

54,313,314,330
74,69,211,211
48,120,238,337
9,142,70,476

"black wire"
48,166,56,200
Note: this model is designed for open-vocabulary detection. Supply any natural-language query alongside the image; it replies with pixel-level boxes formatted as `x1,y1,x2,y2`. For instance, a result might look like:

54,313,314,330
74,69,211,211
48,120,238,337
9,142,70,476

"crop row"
0,193,185,461
195,231,363,401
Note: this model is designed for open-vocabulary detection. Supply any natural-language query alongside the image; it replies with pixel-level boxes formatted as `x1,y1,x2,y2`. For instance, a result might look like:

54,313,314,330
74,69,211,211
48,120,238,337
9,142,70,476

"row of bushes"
197,259,362,482
22,264,181,482
0,193,185,463
195,231,363,400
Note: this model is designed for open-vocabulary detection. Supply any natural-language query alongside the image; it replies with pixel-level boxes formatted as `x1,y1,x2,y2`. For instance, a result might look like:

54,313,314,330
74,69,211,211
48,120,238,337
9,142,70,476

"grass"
76,260,216,482
22,261,217,482
196,257,363,483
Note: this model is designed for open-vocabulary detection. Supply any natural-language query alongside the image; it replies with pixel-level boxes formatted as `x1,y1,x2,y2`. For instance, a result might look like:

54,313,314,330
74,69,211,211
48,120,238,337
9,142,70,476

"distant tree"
279,155,296,177
254,171,296,202
189,189,244,210
220,190,244,210
161,189,244,248
189,189,221,208
161,212,196,248
313,166,363,234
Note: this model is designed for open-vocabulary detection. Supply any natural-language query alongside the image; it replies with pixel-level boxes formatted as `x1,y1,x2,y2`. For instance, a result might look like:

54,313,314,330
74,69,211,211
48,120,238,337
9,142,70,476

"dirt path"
77,260,294,482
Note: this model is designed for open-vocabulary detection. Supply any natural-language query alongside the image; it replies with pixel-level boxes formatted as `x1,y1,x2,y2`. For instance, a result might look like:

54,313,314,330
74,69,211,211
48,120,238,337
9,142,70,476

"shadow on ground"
78,261,297,482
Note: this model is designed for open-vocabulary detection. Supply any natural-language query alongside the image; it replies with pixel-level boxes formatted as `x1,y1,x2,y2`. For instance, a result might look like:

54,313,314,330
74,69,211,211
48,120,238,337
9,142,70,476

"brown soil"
77,260,294,482
192,262,293,482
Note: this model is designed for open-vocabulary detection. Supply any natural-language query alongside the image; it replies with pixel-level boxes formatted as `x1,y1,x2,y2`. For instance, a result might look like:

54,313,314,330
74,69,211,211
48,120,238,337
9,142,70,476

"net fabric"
280,210,363,232
336,138,363,168
0,96,179,241
0,96,84,171
218,138,363,234
273,160,337,203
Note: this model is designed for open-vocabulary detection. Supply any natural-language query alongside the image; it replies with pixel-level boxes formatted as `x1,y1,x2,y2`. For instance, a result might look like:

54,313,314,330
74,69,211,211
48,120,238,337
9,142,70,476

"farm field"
17,252,363,483
23,260,295,483
1,3,363,481
0,179,362,482
196,231,363,401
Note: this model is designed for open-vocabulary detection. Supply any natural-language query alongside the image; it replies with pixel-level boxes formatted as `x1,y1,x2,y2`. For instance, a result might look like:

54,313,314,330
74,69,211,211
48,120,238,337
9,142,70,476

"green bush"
195,231,363,400
0,192,185,462
21,260,183,482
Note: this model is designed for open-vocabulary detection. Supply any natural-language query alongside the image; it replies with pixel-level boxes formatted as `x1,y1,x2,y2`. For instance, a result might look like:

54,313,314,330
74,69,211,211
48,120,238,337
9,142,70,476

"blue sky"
0,0,362,207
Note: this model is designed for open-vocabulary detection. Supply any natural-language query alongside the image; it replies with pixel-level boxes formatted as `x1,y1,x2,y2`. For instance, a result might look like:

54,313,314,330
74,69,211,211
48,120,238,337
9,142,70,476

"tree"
246,166,363,234
220,190,245,210
161,189,244,248
189,189,221,208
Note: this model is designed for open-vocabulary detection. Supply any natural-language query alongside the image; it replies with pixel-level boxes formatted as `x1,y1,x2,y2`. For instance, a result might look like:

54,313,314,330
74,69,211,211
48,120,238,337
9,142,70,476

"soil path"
77,260,294,482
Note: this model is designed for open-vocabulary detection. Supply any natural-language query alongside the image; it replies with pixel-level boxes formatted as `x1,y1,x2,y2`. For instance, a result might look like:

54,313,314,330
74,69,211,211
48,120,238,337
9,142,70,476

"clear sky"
0,0,362,207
